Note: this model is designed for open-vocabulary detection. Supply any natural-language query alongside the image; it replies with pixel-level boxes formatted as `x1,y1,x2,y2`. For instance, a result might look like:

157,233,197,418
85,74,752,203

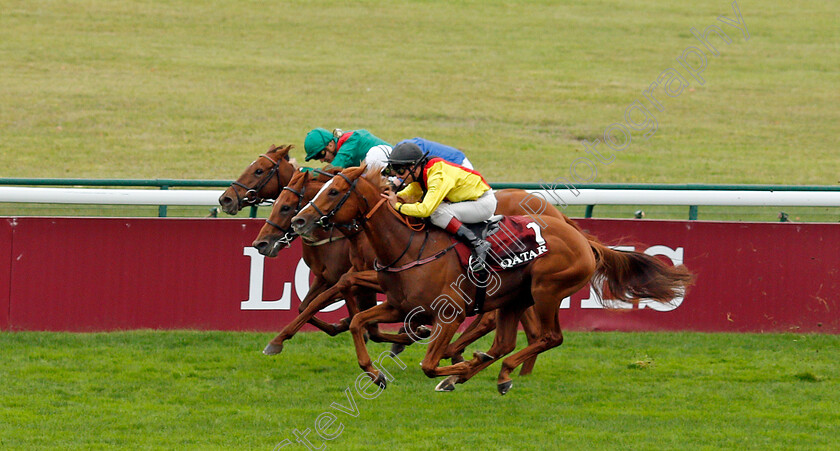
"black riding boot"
454,225,491,271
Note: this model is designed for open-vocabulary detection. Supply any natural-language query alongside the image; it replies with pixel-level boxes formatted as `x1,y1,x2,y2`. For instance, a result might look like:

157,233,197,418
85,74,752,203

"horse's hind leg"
442,311,497,364
496,288,570,394
437,303,525,391
518,306,540,376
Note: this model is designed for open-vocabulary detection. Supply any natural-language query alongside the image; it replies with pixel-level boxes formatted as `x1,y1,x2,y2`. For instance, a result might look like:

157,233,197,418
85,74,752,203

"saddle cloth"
452,215,549,272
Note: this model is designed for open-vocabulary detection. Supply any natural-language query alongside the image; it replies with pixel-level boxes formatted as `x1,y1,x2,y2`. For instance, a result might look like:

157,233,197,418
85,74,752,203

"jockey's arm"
396,171,454,218
396,181,422,199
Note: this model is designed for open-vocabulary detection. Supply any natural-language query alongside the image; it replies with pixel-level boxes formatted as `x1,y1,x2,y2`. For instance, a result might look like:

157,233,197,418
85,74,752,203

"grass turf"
1,330,838,450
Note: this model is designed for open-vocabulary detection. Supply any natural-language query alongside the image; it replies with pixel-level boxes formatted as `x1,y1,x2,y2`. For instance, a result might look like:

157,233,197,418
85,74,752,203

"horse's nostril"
220,196,233,206
292,218,305,228
253,240,268,252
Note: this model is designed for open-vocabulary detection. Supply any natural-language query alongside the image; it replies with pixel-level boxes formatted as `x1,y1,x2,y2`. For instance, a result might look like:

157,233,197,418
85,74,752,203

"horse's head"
292,165,378,238
252,171,317,257
219,144,297,215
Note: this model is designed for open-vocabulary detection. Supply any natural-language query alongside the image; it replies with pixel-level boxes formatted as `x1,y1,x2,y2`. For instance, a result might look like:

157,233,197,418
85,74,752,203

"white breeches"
429,189,497,228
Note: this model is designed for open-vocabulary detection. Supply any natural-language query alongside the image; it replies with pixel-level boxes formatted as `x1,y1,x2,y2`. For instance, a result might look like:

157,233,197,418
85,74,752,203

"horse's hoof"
451,354,465,364
435,375,459,392
373,372,387,389
416,325,432,338
263,343,283,356
497,380,513,395
474,351,494,363
390,343,407,356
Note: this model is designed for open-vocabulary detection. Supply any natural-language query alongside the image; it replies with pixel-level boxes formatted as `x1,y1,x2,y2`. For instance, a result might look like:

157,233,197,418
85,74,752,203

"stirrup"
468,241,491,272
468,255,486,272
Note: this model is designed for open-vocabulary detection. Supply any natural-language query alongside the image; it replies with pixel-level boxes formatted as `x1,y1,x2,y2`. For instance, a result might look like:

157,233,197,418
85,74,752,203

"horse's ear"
267,144,293,160
274,144,292,160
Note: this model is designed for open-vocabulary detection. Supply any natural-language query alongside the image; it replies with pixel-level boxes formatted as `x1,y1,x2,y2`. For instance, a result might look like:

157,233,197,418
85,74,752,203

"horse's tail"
588,241,694,306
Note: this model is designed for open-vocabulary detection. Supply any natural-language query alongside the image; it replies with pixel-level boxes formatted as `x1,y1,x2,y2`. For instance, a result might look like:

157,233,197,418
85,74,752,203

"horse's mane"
359,163,390,191
286,168,308,187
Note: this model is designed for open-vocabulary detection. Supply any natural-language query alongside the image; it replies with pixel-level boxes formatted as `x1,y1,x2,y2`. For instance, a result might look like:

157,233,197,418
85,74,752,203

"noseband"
230,153,283,207
264,184,307,248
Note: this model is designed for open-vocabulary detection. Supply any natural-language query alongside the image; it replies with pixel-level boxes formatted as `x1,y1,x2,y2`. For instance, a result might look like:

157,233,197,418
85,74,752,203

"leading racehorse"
252,170,542,373
291,165,693,394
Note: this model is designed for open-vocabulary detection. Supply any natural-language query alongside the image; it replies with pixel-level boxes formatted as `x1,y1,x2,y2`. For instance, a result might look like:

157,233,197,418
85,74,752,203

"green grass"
1,330,838,450
1,0,837,186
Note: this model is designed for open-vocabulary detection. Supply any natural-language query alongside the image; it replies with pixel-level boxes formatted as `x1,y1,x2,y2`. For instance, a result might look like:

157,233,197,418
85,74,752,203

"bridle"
307,170,387,233
263,184,309,249
230,153,284,207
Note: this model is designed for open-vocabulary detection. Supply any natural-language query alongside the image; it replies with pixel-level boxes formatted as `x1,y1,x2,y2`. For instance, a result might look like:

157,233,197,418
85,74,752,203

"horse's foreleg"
418,319,471,382
497,300,564,395
348,303,405,387
333,270,383,334
340,270,381,293
335,270,419,347
297,276,343,335
262,282,345,355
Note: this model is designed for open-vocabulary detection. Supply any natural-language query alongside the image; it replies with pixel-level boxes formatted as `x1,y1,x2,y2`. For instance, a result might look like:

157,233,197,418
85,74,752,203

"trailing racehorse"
291,165,693,394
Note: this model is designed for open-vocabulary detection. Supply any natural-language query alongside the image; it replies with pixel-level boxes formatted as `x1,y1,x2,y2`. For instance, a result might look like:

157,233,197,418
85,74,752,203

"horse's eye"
255,168,264,176
280,205,291,212
328,189,338,196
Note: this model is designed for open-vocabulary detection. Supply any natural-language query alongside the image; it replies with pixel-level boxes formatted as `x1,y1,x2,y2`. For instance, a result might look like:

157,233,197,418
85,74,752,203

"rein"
231,153,284,206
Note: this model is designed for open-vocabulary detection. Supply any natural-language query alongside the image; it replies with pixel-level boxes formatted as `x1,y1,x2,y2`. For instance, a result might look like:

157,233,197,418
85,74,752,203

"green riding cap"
304,128,336,161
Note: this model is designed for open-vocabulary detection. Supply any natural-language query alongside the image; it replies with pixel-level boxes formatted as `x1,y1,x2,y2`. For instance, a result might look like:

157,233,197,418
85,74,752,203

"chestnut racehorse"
291,166,693,394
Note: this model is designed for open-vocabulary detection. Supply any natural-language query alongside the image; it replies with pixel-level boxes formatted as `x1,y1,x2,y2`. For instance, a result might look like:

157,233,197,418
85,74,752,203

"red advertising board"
1,219,12,330
0,217,837,333
3,217,343,332
572,219,839,333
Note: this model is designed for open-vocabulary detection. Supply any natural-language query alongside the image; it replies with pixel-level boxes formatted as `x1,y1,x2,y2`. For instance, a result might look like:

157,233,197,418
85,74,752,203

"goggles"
382,164,411,177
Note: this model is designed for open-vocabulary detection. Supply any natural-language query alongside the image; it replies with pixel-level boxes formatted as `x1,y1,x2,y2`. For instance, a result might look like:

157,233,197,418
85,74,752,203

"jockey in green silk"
304,128,391,169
